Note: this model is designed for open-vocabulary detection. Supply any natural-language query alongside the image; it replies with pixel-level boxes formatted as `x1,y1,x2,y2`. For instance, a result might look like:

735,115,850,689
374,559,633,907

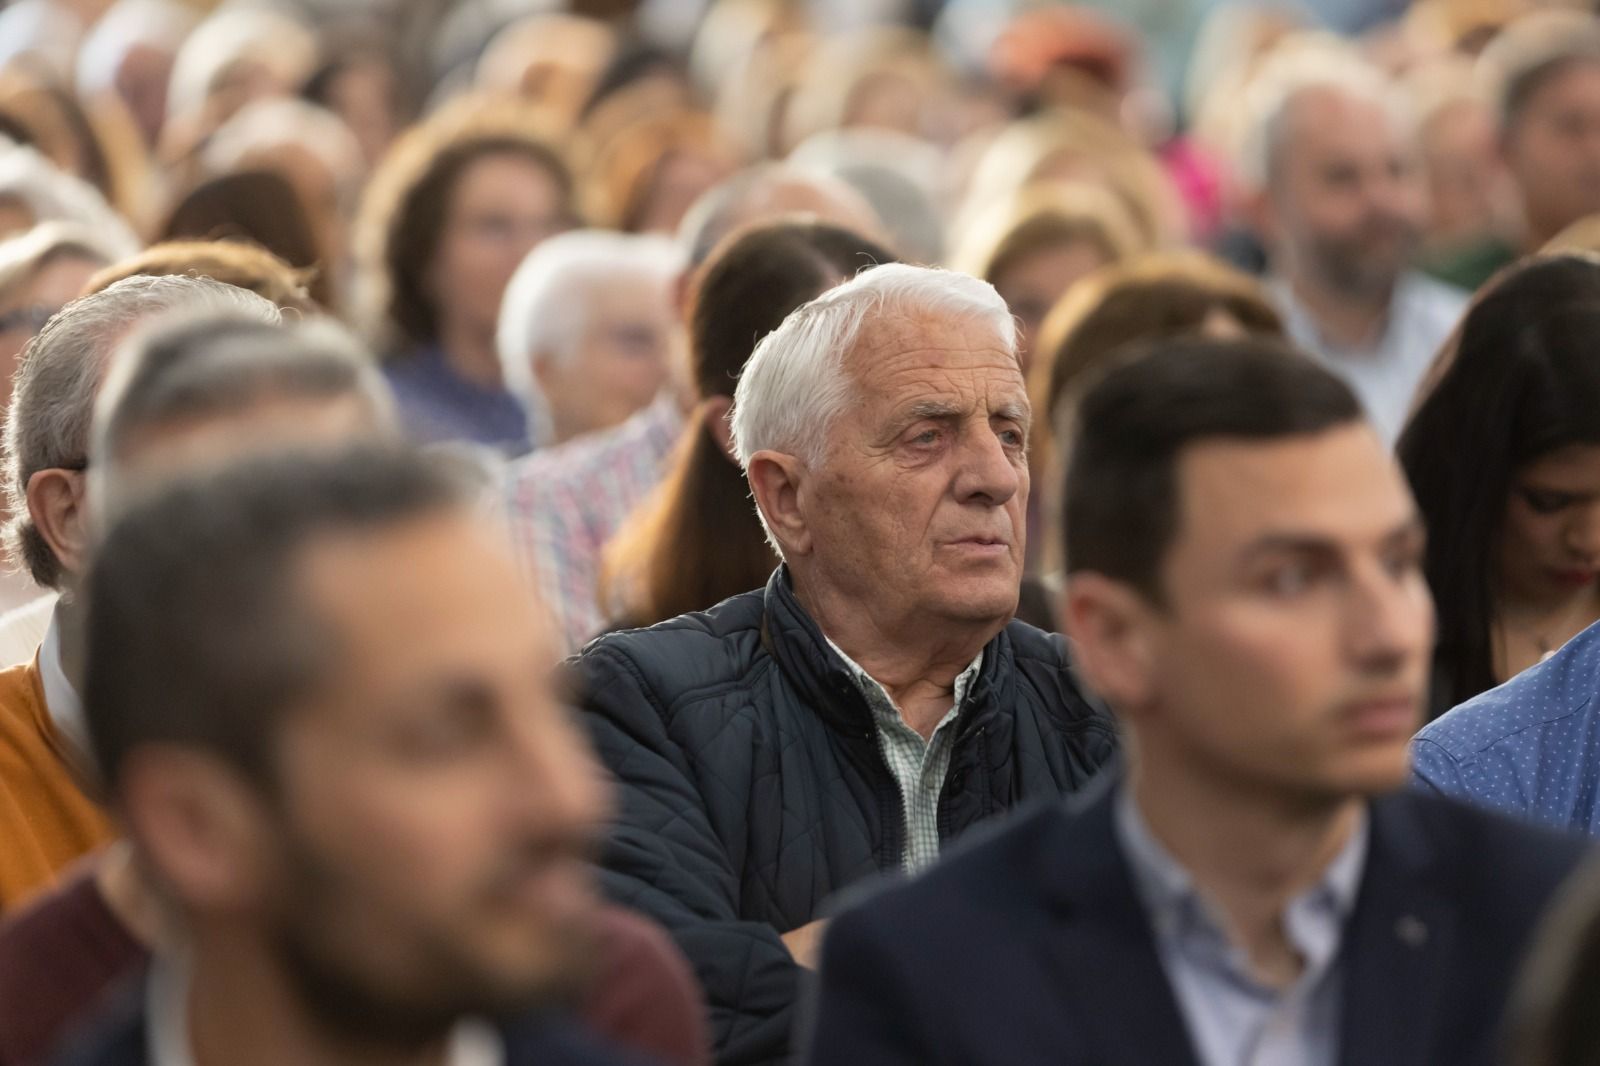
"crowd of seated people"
4,2,1600,1065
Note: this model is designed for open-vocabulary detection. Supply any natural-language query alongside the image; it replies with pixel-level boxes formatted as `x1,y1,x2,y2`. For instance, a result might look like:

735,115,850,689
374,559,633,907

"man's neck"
794,575,996,739
434,320,504,391
1129,753,1364,987
182,934,454,1066
1286,270,1397,352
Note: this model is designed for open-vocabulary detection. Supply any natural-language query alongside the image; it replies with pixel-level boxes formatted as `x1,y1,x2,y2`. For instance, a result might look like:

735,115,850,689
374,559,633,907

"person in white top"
1237,41,1467,445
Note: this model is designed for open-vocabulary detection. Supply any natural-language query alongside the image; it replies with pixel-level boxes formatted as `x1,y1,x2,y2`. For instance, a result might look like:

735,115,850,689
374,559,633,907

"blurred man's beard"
266,831,600,1051
1310,219,1418,302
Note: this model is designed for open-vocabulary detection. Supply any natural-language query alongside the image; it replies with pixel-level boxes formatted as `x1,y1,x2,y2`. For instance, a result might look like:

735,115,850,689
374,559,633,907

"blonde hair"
960,109,1184,249
951,182,1142,284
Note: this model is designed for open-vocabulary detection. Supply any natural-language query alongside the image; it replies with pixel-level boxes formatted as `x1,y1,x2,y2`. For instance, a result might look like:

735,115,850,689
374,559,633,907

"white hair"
3,274,280,587
166,7,318,128
1235,37,1414,192
89,312,393,520
201,97,363,189
76,0,199,99
0,0,81,82
730,263,1014,551
0,147,141,255
0,221,128,303
495,230,681,439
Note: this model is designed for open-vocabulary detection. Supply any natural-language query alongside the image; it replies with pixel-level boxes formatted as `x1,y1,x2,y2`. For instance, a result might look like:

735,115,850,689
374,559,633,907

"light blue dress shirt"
1270,273,1466,446
1114,790,1369,1066
1413,621,1600,834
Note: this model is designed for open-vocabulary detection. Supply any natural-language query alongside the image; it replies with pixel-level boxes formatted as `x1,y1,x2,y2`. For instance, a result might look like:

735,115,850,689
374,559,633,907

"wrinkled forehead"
843,308,1023,399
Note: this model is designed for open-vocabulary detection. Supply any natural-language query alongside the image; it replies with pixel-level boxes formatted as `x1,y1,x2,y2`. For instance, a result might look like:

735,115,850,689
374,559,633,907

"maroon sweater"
0,862,710,1066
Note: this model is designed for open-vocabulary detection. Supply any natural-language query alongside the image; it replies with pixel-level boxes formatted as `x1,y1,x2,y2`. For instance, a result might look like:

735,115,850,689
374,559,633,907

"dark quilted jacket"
573,569,1118,1066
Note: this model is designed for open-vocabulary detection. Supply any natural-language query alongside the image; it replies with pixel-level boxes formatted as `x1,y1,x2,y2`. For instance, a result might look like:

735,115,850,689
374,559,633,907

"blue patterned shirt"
1412,621,1600,834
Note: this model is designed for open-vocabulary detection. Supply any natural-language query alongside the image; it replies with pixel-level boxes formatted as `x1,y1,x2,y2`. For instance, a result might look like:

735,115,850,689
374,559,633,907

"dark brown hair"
600,221,895,625
353,96,575,350
1065,339,1361,601
161,170,328,308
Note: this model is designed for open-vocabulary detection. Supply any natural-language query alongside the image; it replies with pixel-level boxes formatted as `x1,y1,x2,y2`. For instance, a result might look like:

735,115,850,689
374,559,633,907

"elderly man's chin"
928,552,1023,622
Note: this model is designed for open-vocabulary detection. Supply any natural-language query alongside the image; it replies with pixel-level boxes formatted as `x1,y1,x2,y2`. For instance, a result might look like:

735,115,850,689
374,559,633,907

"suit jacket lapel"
1339,793,1456,1066
1034,782,1203,1066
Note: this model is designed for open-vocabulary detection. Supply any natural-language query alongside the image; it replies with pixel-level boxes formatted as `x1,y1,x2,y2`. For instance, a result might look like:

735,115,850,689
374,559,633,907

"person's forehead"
298,512,551,660
847,309,1020,389
1283,87,1401,151
1171,427,1415,555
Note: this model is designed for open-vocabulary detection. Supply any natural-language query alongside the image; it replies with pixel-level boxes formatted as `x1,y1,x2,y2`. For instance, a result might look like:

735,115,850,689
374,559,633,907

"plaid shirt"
825,638,985,873
503,396,684,651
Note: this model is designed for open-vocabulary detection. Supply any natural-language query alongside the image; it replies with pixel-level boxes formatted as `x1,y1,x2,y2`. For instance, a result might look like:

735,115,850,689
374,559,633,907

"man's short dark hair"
83,447,470,793
1062,338,1364,600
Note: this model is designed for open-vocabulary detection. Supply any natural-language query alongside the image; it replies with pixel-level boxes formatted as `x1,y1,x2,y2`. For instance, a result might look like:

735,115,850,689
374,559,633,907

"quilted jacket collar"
759,566,1018,737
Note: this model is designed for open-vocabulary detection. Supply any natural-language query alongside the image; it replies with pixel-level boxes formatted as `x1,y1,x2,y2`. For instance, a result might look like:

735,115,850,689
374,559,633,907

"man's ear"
1060,571,1159,714
120,746,278,914
702,396,735,462
746,449,811,558
25,468,89,580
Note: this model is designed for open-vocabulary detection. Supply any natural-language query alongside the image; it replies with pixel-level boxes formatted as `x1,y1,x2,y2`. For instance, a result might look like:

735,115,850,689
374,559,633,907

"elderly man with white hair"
497,229,682,448
1240,42,1466,445
571,262,1117,1066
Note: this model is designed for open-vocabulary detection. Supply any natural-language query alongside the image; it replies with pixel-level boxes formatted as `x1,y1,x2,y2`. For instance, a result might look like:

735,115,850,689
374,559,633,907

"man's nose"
952,427,1021,506
505,710,614,833
1347,563,1432,671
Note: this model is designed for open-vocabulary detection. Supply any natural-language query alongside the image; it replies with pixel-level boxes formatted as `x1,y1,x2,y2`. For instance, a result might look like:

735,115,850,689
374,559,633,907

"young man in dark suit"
804,338,1593,1066
51,450,645,1066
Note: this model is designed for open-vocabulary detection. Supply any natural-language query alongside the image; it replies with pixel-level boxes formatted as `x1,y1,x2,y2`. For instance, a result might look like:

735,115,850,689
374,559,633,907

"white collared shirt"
146,956,505,1066
39,604,89,761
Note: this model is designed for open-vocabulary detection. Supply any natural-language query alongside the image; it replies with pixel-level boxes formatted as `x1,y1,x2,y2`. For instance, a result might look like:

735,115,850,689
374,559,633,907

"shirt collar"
1115,785,1369,972
39,605,88,760
146,955,505,1066
824,637,984,734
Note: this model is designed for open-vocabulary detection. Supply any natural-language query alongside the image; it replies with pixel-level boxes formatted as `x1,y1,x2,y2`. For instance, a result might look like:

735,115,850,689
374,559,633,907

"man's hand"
781,918,829,968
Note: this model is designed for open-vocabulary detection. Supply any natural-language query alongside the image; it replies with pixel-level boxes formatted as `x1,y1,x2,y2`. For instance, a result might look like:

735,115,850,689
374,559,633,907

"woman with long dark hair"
599,220,895,628
1401,254,1600,719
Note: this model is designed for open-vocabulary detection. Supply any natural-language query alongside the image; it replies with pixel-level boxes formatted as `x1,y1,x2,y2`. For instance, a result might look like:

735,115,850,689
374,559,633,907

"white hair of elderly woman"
730,262,1016,475
0,221,132,303
495,229,682,443
75,0,199,100
0,147,141,255
201,97,365,190
166,6,318,131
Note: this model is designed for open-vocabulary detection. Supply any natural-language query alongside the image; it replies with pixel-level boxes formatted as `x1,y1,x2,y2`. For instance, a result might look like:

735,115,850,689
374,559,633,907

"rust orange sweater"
0,656,112,915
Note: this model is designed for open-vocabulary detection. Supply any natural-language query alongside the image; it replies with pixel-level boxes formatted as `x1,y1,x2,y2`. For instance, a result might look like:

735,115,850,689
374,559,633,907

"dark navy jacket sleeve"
580,643,799,1066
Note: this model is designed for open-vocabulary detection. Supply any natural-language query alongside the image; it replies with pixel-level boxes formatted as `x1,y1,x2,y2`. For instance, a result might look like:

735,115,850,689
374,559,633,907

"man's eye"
910,429,940,446
1263,564,1314,597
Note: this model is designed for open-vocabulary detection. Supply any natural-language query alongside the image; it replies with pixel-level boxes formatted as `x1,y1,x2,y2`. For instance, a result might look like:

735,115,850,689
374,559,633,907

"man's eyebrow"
899,399,965,422
992,401,1030,424
1236,516,1427,562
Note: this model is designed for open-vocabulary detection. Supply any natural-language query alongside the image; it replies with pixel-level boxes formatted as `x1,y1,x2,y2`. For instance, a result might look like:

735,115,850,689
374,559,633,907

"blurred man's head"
1243,47,1425,301
2,274,280,591
677,163,888,270
732,263,1027,643
1481,12,1600,249
90,314,396,520
1061,340,1434,803
495,230,682,446
85,449,610,1043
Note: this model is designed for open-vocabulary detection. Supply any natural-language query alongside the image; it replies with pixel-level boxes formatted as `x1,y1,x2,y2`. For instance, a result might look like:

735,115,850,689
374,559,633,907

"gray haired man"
0,275,282,915
571,262,1117,1065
